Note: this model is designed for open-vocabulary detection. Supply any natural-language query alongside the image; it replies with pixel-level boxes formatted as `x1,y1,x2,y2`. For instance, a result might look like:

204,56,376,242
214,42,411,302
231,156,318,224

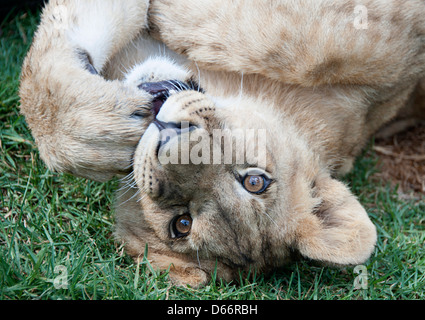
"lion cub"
20,0,425,286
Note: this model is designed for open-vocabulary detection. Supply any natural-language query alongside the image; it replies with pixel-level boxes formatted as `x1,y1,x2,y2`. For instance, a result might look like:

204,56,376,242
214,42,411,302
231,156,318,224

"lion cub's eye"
242,175,270,194
170,214,192,239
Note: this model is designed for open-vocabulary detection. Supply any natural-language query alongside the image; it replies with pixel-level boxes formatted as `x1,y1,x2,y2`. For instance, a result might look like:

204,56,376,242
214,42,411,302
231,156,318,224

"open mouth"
138,80,202,157
138,80,202,118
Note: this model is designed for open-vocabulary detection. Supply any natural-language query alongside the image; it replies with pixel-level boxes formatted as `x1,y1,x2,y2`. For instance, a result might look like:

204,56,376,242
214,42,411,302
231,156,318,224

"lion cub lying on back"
20,0,425,286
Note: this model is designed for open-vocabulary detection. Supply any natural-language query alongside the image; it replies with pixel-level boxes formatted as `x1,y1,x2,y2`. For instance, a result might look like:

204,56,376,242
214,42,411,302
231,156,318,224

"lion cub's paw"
168,266,209,288
124,57,190,88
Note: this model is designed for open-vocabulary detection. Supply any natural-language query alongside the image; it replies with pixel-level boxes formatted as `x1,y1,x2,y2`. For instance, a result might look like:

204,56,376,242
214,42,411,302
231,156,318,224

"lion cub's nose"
154,120,197,150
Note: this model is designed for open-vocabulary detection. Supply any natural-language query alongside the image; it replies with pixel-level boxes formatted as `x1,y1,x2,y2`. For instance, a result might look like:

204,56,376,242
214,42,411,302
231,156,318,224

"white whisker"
119,170,134,182
263,212,279,228
197,249,202,269
117,186,142,206
194,61,202,92
166,79,183,93
116,184,138,200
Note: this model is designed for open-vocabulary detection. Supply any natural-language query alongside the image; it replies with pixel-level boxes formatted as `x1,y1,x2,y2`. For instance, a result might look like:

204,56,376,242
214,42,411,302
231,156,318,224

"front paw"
62,85,153,181
168,264,210,288
27,78,154,182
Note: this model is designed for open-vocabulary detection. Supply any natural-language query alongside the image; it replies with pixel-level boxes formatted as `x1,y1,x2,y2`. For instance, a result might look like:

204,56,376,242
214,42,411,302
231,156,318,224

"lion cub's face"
127,81,377,286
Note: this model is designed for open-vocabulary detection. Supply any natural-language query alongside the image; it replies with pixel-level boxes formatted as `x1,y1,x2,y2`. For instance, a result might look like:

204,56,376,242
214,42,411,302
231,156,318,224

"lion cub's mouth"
138,80,202,156
138,80,202,118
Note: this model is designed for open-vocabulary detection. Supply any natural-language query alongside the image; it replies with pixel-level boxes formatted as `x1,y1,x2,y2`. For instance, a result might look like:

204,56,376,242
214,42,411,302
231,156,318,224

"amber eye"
170,214,192,238
242,175,270,194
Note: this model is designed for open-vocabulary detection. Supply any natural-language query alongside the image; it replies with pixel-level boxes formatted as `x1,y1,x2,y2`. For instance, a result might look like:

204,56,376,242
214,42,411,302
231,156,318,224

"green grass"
1,10,424,300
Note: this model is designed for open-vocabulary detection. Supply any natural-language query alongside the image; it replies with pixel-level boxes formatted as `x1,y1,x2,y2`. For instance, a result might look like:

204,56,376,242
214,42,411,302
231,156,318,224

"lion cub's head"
115,58,377,287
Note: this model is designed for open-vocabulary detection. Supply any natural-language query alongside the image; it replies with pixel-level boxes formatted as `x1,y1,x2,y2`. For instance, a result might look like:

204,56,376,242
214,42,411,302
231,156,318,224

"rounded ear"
295,175,377,266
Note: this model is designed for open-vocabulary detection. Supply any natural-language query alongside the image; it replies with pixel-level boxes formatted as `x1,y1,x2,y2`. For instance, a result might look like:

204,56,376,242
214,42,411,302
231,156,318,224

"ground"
374,124,425,199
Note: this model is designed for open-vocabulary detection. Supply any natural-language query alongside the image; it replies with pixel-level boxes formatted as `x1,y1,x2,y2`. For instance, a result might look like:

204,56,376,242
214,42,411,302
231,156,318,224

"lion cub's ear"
295,174,377,266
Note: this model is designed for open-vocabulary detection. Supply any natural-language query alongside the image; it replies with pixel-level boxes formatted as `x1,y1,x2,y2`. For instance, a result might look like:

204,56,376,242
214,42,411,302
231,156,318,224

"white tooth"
156,99,187,123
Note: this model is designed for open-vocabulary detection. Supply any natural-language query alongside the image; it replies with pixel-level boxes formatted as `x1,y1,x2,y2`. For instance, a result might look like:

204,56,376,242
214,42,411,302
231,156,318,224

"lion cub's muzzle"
138,79,205,155
133,82,217,203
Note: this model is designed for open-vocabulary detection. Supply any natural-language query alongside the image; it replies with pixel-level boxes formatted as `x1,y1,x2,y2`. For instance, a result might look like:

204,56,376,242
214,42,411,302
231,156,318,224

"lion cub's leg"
150,0,425,88
20,0,156,181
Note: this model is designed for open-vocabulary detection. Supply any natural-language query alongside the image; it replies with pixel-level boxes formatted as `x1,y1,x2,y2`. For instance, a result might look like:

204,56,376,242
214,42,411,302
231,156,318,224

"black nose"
154,120,197,151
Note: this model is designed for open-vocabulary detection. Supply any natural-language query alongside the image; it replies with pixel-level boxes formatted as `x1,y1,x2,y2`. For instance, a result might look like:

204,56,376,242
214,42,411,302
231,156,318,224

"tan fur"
19,0,152,181
19,0,425,287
